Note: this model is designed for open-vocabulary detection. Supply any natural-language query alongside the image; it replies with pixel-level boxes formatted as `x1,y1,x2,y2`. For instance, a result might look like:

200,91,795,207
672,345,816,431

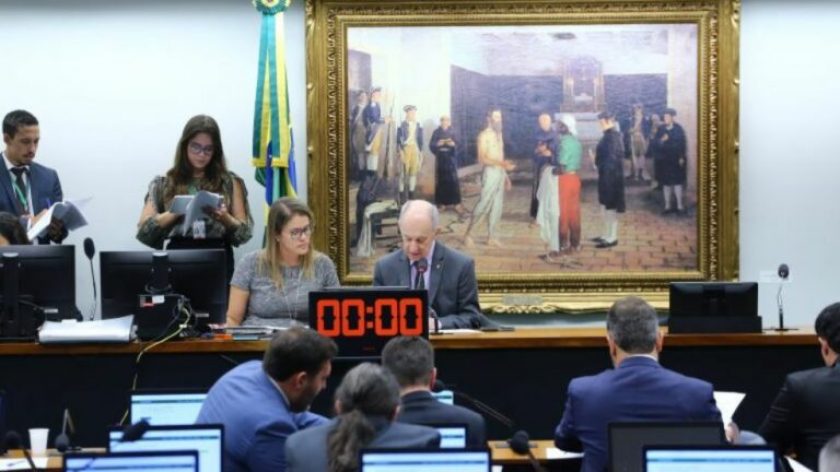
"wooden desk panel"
0,327,818,356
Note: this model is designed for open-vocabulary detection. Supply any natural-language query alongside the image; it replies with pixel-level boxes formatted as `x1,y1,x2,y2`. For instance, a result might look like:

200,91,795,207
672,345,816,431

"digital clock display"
308,288,429,358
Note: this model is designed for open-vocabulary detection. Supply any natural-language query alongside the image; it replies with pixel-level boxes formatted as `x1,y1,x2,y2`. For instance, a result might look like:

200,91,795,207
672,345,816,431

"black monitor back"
100,249,226,324
609,421,725,472
0,244,76,320
668,282,761,333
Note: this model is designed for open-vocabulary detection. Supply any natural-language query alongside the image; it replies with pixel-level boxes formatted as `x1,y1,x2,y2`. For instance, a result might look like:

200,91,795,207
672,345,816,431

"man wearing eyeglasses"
0,109,67,243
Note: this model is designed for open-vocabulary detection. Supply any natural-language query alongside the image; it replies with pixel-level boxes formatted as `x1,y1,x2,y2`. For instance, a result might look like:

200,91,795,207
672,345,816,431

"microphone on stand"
414,258,438,334
83,238,97,321
55,408,77,453
4,431,37,471
433,380,545,472
770,263,796,332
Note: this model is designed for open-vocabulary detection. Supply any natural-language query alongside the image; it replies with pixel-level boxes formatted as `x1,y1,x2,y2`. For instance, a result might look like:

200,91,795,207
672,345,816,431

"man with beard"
197,327,338,472
430,115,465,215
593,111,625,249
464,107,515,248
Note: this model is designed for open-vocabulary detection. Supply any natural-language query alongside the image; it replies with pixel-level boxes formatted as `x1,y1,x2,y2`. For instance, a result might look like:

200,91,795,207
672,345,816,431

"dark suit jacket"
196,361,327,472
284,416,440,472
397,121,424,151
396,390,487,448
759,364,840,471
554,356,722,472
0,158,65,243
373,241,494,329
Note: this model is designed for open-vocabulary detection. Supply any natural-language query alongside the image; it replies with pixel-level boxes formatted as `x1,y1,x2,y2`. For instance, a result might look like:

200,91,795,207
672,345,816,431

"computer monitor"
609,421,725,472
432,390,454,406
129,390,208,426
100,249,227,324
669,282,760,333
0,245,76,322
360,449,491,472
108,424,223,472
644,446,777,472
63,450,199,472
424,423,467,449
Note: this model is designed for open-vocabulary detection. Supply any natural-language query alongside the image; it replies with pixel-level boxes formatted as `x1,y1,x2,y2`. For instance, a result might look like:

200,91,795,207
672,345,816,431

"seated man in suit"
381,336,486,447
760,302,840,471
285,363,439,472
1,110,66,243
373,199,493,329
196,327,337,472
554,296,722,472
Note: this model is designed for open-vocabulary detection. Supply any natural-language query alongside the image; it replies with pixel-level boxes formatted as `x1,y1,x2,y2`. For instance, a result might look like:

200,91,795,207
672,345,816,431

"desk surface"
0,327,816,356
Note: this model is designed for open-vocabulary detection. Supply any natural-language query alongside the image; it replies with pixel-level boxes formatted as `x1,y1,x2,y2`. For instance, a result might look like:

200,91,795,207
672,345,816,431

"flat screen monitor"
644,446,777,472
100,249,227,324
432,390,454,406
309,287,428,359
63,450,199,472
129,390,207,426
108,424,223,472
609,421,725,472
0,245,76,320
424,424,467,449
360,449,491,472
669,282,758,318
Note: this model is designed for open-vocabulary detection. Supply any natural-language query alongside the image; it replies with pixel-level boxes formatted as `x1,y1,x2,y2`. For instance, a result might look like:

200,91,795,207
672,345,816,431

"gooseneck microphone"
4,431,37,471
55,408,76,453
433,380,545,472
414,259,438,334
770,263,796,332
83,238,97,321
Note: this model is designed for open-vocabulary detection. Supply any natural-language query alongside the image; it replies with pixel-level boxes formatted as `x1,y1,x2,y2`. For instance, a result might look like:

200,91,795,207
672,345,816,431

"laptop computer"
63,450,199,472
423,423,468,449
644,445,778,472
108,424,223,472
360,448,491,472
608,421,725,472
129,389,207,425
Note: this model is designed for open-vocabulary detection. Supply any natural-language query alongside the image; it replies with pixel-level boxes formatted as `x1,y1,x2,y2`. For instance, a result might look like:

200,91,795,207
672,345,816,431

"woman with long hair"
226,196,339,327
285,363,440,472
136,115,253,278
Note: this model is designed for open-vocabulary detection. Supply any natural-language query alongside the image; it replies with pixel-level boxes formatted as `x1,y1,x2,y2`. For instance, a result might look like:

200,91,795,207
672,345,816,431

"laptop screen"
108,425,222,472
130,391,207,425
63,451,198,472
360,449,490,472
609,422,725,472
645,447,777,472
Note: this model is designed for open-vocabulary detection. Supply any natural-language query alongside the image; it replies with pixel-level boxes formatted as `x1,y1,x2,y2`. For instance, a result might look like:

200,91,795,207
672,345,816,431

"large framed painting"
306,0,740,312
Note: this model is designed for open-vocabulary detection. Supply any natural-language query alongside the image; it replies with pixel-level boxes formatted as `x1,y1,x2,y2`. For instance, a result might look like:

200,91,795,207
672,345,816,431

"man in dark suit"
1,110,66,243
285,363,439,472
373,199,494,329
760,302,840,471
382,336,487,448
554,296,722,472
196,327,337,472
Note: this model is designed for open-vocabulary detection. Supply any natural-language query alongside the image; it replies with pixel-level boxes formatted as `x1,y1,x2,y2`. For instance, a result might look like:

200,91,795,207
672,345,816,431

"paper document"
545,448,584,460
786,456,813,472
26,196,91,241
714,390,746,425
0,457,49,470
169,195,193,215
438,329,482,334
39,315,134,343
180,191,222,236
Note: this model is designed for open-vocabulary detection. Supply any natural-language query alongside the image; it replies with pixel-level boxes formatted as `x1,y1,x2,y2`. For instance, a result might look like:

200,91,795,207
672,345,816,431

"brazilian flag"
252,0,297,217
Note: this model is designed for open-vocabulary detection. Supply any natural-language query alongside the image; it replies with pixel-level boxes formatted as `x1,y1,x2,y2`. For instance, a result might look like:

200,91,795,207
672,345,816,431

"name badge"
192,220,206,239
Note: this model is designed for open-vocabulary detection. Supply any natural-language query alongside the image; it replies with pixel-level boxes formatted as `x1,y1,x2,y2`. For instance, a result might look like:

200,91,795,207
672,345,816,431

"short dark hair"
0,212,30,245
262,327,338,381
3,110,38,138
606,296,659,354
815,302,840,353
381,336,434,388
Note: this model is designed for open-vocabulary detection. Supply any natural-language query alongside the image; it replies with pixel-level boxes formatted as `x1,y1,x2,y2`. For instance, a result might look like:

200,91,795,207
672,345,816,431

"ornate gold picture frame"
306,0,740,313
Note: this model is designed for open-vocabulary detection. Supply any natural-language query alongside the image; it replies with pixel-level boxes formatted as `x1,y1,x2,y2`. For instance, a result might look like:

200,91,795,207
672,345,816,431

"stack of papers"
27,197,91,241
713,391,746,425
39,315,134,344
169,191,222,236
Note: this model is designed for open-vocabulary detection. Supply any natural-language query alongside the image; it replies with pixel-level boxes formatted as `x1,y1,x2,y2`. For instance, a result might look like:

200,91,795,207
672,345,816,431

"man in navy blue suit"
196,327,338,472
554,296,722,472
382,336,487,448
1,110,66,243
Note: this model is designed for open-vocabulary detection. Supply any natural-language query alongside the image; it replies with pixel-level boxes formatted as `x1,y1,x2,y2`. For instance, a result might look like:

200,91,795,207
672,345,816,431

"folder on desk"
38,315,134,343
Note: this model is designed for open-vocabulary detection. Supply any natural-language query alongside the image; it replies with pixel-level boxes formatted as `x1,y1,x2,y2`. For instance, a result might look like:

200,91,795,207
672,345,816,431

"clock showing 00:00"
314,297,425,337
